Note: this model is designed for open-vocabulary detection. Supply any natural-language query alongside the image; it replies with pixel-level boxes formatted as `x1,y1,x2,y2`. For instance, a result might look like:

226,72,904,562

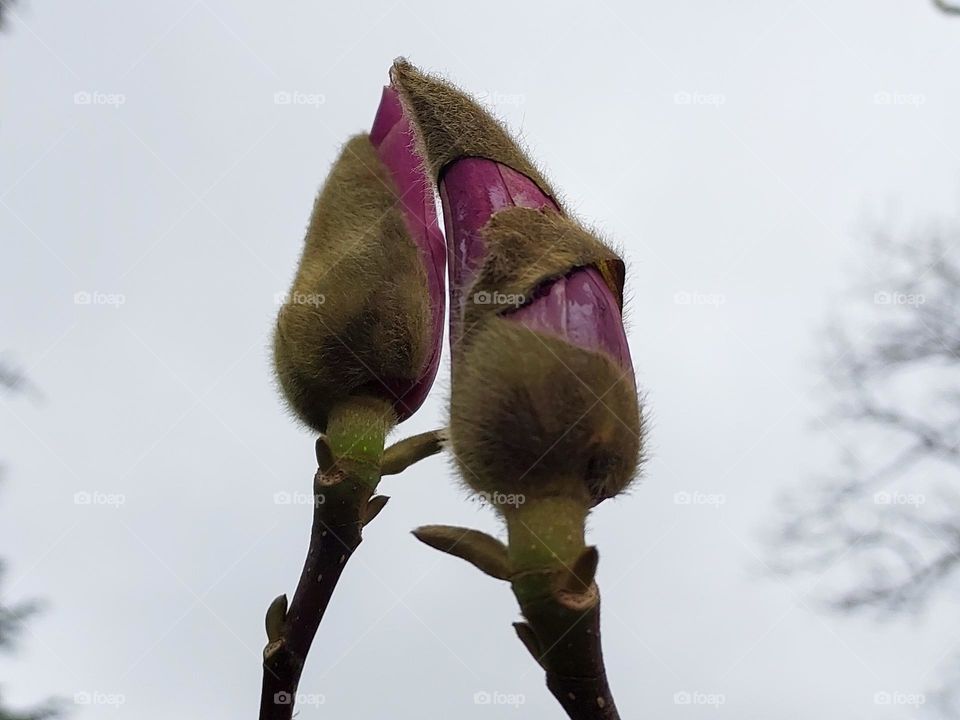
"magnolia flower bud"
273,88,445,432
391,59,644,506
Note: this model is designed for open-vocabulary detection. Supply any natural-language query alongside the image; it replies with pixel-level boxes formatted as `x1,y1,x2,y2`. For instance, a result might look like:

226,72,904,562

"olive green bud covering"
390,58,558,202
450,318,641,507
449,207,642,507
273,134,431,432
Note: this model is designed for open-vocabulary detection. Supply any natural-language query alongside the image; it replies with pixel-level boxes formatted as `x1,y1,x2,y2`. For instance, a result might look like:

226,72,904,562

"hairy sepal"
450,319,643,506
273,134,431,432
390,58,559,204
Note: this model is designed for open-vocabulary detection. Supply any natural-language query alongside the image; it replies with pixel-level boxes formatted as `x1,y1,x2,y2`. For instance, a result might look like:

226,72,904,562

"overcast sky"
2,1,960,718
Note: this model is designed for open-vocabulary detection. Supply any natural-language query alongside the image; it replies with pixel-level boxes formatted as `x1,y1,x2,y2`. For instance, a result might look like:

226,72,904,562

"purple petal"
440,158,557,341
440,157,632,370
370,86,446,420
507,267,633,371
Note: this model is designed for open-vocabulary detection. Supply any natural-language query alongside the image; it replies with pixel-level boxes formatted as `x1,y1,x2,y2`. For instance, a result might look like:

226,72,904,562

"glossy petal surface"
508,267,633,371
440,157,632,370
370,86,446,419
440,158,556,339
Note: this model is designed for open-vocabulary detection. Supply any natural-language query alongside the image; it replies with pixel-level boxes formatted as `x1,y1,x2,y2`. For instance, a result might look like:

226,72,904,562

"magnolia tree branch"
258,402,443,720
509,515,619,720
415,498,621,720
513,582,619,719
259,467,377,719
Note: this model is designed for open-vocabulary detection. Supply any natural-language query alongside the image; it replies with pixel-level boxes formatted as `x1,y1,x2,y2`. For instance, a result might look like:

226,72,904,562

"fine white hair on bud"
273,134,431,432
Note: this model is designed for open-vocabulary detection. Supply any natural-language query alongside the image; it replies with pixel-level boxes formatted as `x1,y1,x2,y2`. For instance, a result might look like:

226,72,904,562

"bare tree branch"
258,408,444,720
769,219,960,707
934,0,960,15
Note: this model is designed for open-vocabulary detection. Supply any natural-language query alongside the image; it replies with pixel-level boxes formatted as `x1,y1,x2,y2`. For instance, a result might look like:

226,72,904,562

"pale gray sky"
2,1,959,717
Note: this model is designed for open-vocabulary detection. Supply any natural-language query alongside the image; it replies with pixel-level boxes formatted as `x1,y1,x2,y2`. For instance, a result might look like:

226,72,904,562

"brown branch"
514,588,619,720
416,504,622,720
259,464,381,719
258,401,445,719
258,400,395,720
506,504,620,720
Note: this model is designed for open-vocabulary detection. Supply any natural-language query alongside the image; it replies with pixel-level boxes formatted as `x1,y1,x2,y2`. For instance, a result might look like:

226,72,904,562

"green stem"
504,496,588,573
503,497,620,720
325,397,394,488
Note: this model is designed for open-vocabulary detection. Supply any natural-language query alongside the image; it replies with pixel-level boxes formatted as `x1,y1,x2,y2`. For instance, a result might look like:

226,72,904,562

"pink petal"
370,86,446,420
440,158,556,341
507,267,633,371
